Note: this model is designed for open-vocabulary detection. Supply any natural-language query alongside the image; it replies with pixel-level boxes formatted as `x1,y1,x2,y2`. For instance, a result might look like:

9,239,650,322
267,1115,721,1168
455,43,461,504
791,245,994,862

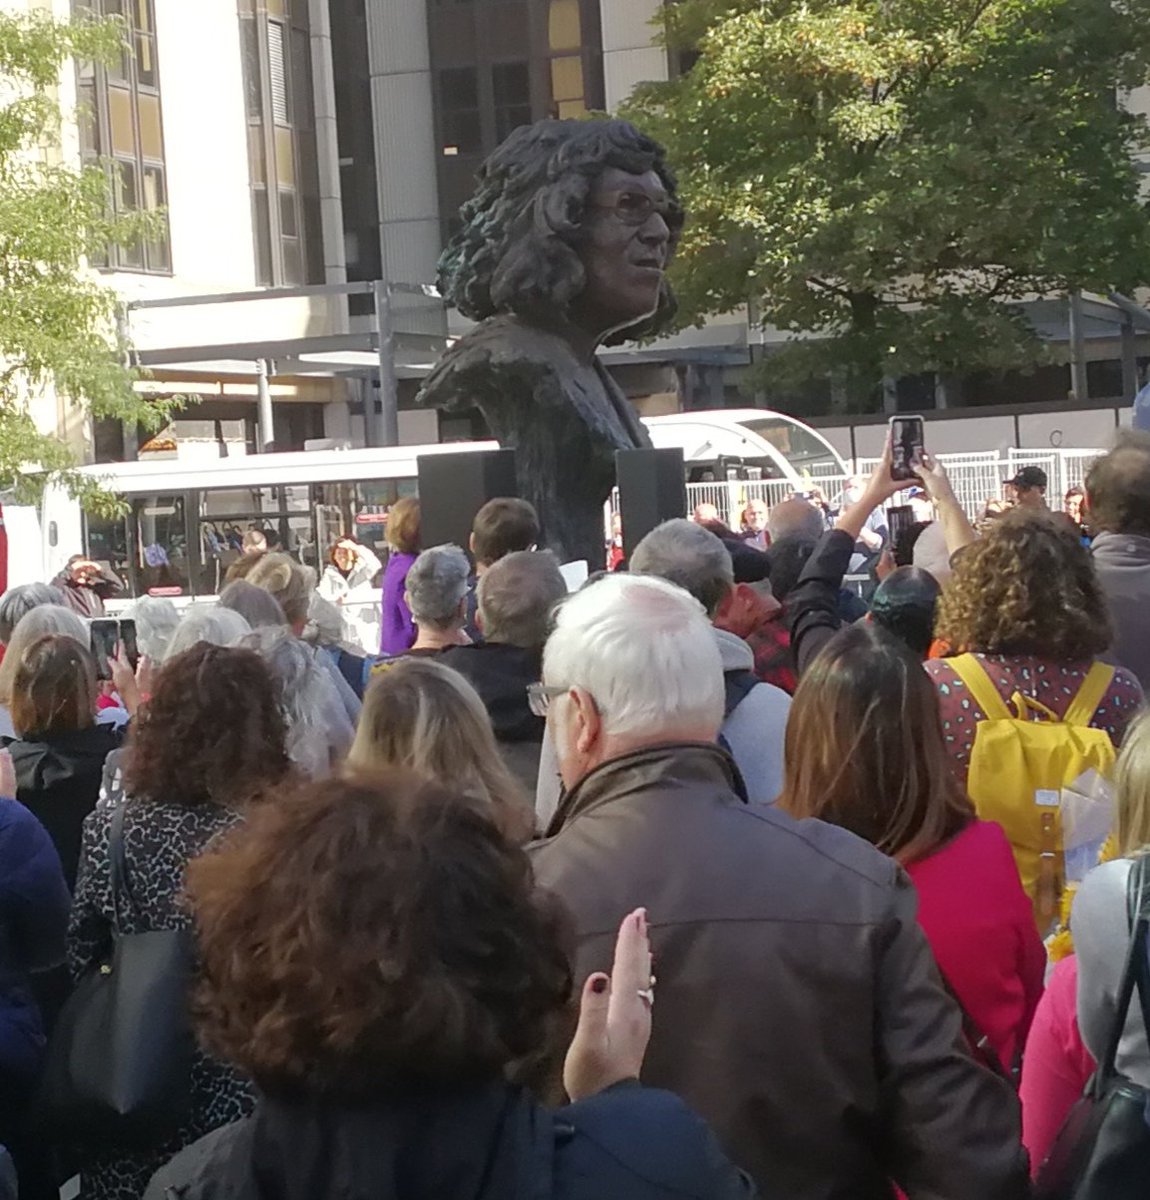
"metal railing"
609,448,1104,532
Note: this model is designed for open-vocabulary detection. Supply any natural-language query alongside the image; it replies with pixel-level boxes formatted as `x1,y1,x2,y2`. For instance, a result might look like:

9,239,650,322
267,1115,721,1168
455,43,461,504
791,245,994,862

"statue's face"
571,167,672,340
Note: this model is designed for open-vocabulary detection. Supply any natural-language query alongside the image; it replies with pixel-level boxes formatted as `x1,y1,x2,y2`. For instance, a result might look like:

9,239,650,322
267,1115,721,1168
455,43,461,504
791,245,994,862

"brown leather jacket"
530,743,1030,1200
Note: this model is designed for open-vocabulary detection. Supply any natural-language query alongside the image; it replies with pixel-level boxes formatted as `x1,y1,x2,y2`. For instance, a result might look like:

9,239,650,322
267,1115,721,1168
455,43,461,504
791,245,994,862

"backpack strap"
1062,662,1116,728
947,654,1014,721
722,669,759,722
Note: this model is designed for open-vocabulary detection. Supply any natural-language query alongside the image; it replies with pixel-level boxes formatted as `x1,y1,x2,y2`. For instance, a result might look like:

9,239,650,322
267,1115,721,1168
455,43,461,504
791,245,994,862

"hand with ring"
563,907,654,1102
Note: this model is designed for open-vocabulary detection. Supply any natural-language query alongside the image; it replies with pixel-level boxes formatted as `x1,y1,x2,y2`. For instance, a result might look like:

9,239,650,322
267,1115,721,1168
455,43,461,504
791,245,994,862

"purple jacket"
379,551,417,656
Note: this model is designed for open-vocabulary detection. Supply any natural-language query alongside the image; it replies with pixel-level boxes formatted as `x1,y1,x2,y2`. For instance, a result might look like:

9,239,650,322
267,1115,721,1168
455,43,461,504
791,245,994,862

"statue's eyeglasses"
590,190,681,228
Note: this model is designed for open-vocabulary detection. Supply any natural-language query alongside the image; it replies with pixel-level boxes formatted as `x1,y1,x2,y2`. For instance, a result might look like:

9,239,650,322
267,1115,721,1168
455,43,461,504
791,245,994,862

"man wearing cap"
1005,465,1049,509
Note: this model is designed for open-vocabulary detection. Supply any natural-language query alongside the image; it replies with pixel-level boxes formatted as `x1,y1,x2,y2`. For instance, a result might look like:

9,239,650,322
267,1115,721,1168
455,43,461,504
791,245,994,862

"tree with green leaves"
0,8,169,506
624,0,1150,410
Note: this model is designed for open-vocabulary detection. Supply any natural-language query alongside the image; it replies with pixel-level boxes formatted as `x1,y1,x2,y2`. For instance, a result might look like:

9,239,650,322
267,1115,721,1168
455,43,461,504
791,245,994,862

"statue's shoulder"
418,316,577,407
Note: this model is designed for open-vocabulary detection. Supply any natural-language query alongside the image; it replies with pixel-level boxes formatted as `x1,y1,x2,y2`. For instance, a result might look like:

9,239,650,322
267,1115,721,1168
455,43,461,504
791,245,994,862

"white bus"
34,409,845,604
39,441,498,605
644,409,847,481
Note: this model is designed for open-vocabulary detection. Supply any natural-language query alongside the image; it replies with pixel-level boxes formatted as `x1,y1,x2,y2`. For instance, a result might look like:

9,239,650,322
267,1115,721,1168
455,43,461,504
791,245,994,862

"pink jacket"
1019,955,1095,1175
906,820,1046,1070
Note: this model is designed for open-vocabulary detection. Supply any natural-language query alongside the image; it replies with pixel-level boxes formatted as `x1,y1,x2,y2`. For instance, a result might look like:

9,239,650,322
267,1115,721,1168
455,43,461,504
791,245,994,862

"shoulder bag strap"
1093,854,1150,1094
1063,662,1116,728
947,654,1014,721
107,802,139,936
937,967,1015,1084
1128,855,1150,1055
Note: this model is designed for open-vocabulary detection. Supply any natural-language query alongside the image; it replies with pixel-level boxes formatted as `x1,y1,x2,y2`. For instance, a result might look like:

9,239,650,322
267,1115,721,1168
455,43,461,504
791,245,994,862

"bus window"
198,485,317,590
134,494,190,597
84,511,130,590
356,481,415,560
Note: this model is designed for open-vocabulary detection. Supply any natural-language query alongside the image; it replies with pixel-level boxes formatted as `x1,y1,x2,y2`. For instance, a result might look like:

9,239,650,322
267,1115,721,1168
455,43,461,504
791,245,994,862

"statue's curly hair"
439,118,683,344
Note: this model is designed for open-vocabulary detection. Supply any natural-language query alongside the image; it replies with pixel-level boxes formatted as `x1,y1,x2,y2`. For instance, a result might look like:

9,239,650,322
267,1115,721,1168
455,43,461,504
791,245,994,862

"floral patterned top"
924,654,1144,787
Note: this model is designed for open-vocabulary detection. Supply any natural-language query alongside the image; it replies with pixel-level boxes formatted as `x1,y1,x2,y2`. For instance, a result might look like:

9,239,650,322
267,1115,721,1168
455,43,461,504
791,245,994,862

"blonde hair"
247,552,310,628
347,658,533,843
1114,710,1150,856
386,496,421,555
0,604,89,705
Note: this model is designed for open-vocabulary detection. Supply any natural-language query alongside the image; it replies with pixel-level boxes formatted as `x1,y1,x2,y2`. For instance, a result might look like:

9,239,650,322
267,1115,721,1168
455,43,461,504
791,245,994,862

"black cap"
1006,465,1048,490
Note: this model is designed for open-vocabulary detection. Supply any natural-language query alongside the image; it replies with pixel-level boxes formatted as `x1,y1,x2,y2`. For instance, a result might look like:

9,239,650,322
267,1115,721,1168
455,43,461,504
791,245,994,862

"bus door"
129,492,193,598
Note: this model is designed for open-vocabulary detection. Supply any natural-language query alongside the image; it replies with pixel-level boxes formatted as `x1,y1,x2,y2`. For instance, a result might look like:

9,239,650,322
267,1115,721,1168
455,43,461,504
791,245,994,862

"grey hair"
0,603,89,702
236,626,354,778
124,596,181,661
769,498,825,543
630,519,733,618
405,544,471,630
166,605,252,660
478,550,567,649
0,583,65,644
218,579,288,630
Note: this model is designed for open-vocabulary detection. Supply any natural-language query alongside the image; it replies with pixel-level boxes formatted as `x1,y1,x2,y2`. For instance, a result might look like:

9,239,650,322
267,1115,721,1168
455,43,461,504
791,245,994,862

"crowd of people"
2,431,1150,1198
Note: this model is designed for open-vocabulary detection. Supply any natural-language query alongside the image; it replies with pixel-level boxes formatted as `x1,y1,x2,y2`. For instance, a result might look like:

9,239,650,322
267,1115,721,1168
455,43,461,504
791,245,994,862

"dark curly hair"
123,642,290,808
439,118,682,344
935,508,1111,660
186,772,573,1101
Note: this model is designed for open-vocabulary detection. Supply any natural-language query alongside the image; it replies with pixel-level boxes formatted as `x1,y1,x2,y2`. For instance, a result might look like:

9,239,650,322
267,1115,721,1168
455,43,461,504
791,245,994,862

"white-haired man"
529,573,1028,1200
629,518,789,802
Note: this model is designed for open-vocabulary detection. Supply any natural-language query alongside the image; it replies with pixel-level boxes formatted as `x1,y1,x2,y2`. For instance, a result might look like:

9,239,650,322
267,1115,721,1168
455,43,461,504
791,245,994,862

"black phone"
890,415,925,482
89,618,139,681
886,505,916,559
119,619,139,672
89,618,119,681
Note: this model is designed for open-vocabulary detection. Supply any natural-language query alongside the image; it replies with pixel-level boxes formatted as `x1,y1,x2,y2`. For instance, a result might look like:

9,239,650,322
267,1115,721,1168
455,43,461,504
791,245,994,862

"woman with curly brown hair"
144,773,752,1200
68,643,291,1200
927,509,1143,927
928,508,1142,776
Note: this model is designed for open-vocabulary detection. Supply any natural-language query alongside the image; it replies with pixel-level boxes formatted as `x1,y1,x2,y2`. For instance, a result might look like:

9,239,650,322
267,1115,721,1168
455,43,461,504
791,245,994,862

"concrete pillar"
365,0,443,289
1069,290,1089,402
1122,318,1139,401
599,0,668,109
309,0,349,293
256,359,275,451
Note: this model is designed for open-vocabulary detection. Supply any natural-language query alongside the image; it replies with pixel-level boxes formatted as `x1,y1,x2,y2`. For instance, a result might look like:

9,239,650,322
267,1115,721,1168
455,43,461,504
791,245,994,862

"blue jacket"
0,796,70,1080
144,1081,756,1200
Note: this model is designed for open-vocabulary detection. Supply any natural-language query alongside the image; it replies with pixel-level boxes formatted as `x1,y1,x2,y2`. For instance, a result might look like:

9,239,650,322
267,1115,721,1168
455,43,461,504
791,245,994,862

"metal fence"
609,448,1104,532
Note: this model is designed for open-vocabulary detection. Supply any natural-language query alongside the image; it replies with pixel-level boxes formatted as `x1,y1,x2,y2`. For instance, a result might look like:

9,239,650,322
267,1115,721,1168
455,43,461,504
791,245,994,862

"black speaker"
616,448,687,558
417,449,519,553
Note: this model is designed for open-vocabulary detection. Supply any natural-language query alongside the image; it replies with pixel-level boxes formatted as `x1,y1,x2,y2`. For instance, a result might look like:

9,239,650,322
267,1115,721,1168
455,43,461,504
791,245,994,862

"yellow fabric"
948,654,1118,934
1047,834,1119,963
1063,661,1117,728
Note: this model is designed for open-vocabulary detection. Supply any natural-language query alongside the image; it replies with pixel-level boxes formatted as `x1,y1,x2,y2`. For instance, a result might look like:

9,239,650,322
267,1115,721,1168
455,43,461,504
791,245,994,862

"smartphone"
118,619,139,672
89,618,119,681
890,415,925,482
886,505,916,558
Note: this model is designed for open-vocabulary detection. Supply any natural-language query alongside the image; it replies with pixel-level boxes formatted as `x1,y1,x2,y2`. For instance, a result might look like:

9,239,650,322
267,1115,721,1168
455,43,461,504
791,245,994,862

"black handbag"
35,803,195,1147
1034,853,1150,1199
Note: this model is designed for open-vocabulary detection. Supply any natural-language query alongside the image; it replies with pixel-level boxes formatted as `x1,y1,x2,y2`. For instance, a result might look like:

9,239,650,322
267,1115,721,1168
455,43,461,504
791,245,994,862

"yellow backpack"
947,654,1116,935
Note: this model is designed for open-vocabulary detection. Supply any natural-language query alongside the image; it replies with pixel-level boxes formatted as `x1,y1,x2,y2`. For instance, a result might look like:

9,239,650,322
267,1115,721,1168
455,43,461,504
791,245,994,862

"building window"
238,0,322,286
439,67,482,155
75,0,171,274
492,62,531,142
428,0,604,235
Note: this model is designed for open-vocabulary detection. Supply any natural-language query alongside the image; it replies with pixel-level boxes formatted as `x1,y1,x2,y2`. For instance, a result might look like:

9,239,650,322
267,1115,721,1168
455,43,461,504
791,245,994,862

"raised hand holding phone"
889,415,925,482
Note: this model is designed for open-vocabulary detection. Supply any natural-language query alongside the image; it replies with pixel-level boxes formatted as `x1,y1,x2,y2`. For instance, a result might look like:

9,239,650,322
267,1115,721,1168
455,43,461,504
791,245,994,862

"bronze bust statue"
417,119,683,567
